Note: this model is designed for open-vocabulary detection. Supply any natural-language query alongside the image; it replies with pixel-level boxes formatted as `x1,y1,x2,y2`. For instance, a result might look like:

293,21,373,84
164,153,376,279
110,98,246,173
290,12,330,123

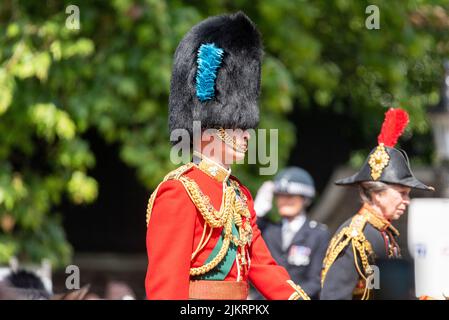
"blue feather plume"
196,43,224,102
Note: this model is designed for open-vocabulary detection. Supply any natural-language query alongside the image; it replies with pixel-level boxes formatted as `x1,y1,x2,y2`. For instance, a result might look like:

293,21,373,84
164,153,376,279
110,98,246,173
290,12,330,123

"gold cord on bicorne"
321,205,383,300
145,163,252,277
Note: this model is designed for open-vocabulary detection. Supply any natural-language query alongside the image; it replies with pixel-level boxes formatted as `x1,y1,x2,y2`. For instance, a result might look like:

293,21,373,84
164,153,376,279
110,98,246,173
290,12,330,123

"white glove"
253,181,275,217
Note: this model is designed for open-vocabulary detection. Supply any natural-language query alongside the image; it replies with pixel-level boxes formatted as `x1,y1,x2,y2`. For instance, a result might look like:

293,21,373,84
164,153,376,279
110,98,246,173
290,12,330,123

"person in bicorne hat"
145,12,309,300
320,108,434,300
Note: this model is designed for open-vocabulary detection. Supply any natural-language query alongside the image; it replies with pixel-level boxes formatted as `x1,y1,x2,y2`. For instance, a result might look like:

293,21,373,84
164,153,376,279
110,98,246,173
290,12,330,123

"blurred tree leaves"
0,0,448,267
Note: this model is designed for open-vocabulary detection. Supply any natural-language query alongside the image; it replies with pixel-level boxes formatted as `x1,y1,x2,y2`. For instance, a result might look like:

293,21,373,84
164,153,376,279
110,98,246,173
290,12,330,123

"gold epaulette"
145,163,195,227
321,212,375,300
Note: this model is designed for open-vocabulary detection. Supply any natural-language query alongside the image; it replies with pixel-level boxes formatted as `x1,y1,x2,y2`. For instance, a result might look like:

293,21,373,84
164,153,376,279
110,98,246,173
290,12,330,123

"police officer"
320,108,434,300
253,167,330,299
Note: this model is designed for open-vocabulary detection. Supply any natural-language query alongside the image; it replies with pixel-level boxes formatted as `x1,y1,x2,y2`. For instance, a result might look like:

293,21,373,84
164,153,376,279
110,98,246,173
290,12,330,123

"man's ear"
201,128,216,142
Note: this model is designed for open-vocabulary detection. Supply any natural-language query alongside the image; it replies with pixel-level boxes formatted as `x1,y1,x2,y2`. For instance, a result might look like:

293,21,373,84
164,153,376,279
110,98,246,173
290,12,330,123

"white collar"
282,213,306,233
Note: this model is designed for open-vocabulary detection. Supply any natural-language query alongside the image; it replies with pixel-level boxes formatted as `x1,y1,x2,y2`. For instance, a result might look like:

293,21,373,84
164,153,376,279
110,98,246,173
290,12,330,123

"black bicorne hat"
335,109,434,191
168,12,263,144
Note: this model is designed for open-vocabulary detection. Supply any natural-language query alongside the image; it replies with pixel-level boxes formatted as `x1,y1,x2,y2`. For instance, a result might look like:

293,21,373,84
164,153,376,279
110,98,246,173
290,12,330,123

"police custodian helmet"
274,167,316,198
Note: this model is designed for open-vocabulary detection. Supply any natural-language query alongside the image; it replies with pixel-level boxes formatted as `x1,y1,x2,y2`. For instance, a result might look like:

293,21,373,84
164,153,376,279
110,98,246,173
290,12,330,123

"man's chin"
392,212,404,220
235,153,246,161
229,152,246,162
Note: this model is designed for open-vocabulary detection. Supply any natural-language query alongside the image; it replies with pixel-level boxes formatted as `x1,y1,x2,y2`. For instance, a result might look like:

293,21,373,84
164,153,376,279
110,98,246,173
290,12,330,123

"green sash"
192,180,243,280
192,223,239,280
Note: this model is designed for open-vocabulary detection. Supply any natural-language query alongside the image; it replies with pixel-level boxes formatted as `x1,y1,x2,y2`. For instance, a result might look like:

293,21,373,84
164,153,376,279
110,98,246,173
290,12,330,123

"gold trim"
216,128,248,153
145,163,252,277
194,151,231,183
368,143,390,180
321,204,401,299
359,203,399,236
321,210,375,300
287,280,311,300
145,163,194,226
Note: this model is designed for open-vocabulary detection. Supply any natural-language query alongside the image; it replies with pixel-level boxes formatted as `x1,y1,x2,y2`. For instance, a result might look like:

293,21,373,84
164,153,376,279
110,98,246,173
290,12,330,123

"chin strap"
216,128,248,153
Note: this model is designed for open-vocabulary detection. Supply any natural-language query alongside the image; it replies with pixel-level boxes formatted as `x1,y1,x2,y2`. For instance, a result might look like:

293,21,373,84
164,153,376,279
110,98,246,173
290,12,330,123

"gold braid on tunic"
146,162,311,299
321,204,399,300
145,163,253,277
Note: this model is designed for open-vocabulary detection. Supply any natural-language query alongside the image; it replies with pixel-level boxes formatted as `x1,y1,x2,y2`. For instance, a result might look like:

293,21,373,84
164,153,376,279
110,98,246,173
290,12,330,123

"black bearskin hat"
168,12,263,143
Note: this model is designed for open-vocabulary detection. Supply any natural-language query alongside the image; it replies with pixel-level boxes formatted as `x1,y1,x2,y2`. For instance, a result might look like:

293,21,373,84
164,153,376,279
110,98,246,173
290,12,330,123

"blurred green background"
0,0,448,268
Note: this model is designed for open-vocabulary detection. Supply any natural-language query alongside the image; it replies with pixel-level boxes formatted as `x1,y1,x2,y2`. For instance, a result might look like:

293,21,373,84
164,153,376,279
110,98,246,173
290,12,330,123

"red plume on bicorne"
377,108,410,147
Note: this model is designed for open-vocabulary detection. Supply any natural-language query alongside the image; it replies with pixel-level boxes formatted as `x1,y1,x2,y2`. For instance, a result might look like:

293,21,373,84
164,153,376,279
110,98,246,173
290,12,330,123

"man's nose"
403,196,410,205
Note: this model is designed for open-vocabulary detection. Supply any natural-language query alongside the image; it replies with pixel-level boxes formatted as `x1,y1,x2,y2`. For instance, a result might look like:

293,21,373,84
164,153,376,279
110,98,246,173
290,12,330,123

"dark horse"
0,269,90,300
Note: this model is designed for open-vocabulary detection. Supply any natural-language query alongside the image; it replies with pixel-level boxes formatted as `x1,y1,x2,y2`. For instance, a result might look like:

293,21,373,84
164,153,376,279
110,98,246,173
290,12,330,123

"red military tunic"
145,162,308,300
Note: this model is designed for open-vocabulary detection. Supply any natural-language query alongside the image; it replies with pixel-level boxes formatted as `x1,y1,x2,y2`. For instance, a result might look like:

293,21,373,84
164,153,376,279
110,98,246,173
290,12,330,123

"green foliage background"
0,0,448,267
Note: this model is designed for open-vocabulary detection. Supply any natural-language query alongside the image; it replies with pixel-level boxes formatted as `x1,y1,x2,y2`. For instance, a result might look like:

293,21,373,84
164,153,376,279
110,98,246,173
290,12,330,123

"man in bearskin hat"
320,108,434,300
145,12,309,300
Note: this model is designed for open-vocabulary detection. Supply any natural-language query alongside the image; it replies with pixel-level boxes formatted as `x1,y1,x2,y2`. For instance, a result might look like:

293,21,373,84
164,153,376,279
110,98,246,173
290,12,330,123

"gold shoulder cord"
145,163,194,226
321,214,374,300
